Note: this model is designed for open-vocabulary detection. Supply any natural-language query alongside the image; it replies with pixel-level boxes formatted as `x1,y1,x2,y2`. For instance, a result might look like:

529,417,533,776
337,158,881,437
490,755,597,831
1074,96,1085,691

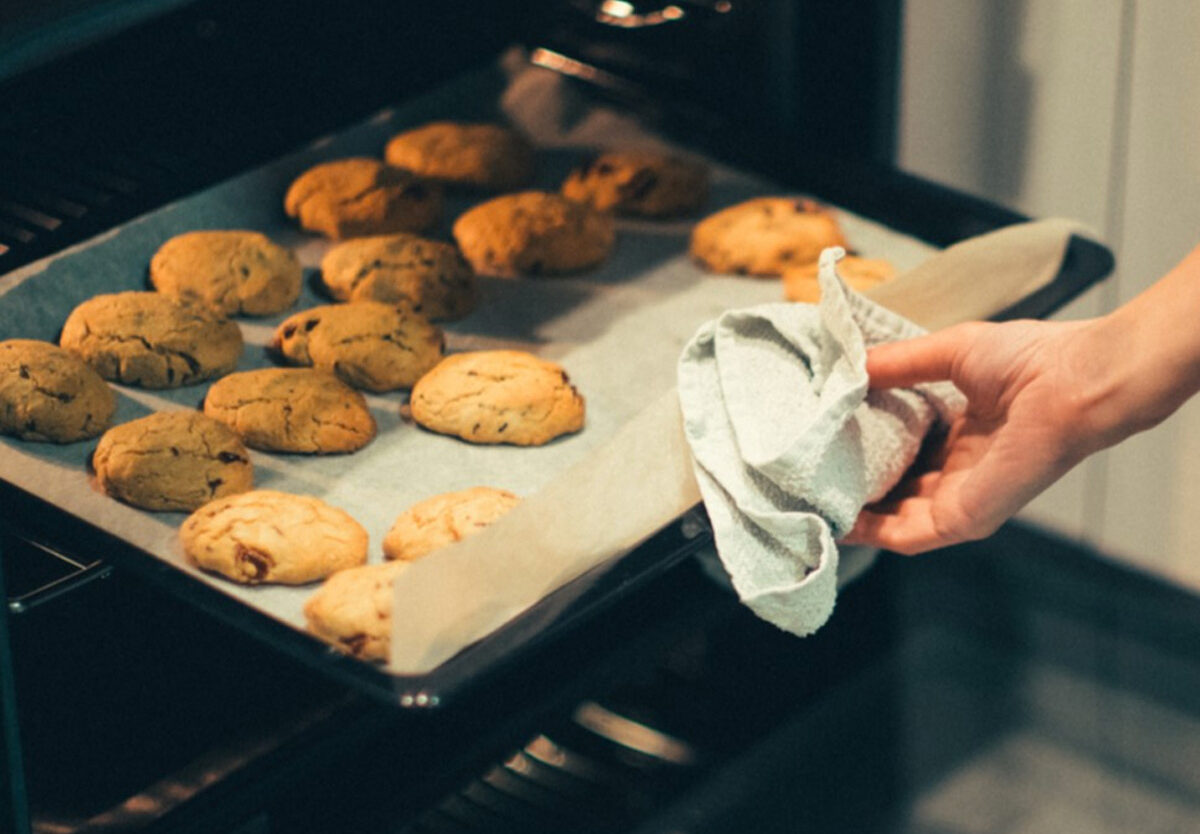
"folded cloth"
676,247,965,637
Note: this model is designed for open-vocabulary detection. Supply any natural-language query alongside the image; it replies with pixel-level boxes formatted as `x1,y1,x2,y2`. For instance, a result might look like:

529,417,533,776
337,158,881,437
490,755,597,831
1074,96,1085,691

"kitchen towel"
677,247,966,637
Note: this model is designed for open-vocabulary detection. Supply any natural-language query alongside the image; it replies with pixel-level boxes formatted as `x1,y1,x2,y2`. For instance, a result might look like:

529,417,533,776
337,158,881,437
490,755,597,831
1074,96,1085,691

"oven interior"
9,522,1200,833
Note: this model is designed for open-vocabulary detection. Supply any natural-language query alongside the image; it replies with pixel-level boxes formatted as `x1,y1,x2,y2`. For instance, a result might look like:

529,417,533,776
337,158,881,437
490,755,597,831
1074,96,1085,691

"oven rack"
3,531,110,616
0,0,519,276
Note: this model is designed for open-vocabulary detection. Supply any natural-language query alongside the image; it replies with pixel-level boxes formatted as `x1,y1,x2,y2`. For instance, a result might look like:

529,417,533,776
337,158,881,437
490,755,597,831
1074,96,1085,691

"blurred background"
899,1,1200,591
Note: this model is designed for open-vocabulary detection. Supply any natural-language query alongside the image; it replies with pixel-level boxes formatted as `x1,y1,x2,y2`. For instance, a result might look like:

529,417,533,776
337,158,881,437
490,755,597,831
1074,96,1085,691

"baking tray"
0,63,1113,708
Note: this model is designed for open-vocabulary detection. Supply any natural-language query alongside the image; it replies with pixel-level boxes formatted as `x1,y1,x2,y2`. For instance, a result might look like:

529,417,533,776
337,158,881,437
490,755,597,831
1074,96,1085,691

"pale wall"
898,0,1200,585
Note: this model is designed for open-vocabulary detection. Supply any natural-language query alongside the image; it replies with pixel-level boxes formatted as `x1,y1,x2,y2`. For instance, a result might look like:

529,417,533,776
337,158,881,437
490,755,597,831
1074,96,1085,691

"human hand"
842,318,1118,554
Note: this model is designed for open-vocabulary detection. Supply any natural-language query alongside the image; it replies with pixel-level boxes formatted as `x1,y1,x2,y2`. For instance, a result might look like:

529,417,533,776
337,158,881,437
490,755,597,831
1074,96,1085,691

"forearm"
1077,244,1200,450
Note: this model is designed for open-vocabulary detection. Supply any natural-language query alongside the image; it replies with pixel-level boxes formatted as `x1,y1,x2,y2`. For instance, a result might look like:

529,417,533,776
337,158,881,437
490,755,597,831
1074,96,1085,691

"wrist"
1073,306,1200,453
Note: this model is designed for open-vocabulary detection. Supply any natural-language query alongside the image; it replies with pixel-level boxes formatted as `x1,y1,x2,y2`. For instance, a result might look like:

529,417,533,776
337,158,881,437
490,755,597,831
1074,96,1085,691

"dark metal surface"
0,545,32,834
0,0,525,274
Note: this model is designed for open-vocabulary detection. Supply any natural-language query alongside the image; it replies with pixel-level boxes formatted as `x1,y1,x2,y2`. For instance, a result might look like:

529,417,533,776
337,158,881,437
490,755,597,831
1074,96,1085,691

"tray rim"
0,72,1115,709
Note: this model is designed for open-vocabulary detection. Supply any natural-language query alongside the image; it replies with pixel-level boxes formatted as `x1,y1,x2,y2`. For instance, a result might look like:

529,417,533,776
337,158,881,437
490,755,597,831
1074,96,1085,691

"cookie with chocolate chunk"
304,560,409,660
384,122,534,191
92,410,253,511
690,197,847,276
0,339,116,442
562,150,708,217
410,350,585,446
59,291,243,388
383,486,520,561
284,158,442,239
320,234,476,321
203,368,375,454
452,191,615,278
270,301,443,392
783,256,896,303
150,230,302,316
181,489,367,585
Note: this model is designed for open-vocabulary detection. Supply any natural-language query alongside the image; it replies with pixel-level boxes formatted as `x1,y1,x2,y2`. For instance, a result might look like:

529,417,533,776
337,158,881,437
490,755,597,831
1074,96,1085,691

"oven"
5,2,1197,833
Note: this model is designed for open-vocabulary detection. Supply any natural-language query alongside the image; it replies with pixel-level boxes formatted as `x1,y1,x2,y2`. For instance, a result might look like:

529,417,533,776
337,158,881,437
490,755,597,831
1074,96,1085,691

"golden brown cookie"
181,489,367,585
149,230,302,316
304,560,409,660
383,122,534,191
561,150,708,217
92,411,253,512
283,158,442,239
410,350,584,446
203,368,376,454
0,339,116,443
690,197,847,276
383,486,520,562
452,191,615,278
59,291,243,388
320,234,475,320
782,256,897,303
269,302,444,393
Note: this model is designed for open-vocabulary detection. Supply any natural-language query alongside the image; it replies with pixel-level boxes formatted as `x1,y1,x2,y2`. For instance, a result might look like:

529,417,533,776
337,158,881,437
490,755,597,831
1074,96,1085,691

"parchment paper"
0,60,936,663
388,216,1087,673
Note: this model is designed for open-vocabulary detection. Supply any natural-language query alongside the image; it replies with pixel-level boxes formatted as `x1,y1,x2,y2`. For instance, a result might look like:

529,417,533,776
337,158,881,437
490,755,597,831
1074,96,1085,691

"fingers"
841,498,949,555
842,486,1004,555
841,470,966,555
842,467,947,554
866,322,985,390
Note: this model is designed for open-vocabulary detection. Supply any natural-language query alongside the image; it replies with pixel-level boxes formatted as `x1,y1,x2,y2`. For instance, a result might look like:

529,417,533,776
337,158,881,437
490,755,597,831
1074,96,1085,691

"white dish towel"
677,248,965,637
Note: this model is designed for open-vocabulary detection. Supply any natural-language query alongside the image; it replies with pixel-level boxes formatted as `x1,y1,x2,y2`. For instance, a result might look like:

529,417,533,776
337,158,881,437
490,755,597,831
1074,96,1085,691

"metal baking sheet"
0,64,941,703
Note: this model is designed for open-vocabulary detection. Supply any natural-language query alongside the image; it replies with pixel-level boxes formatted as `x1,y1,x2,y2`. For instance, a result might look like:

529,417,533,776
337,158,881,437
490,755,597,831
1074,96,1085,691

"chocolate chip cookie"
383,122,534,191
269,301,444,392
59,291,243,388
203,368,376,454
690,197,847,276
304,560,409,660
284,158,442,239
410,350,585,446
0,339,116,443
561,150,708,217
320,234,476,320
181,489,368,585
783,255,896,303
452,191,615,278
383,486,520,561
92,410,253,511
150,230,302,316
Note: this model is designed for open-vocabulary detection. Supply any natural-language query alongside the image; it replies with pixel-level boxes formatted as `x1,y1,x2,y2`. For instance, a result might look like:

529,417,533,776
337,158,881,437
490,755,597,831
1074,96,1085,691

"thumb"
866,322,984,390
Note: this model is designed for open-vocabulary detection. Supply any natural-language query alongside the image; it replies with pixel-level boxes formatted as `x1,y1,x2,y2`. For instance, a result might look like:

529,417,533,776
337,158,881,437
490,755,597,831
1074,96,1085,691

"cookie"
149,230,302,316
283,158,442,239
383,486,520,562
181,489,367,585
304,560,408,660
92,411,253,512
690,197,847,276
59,291,243,388
383,122,534,191
561,150,708,217
320,234,476,320
203,368,376,454
452,191,615,278
269,302,444,393
410,350,585,446
783,256,897,303
0,339,116,443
